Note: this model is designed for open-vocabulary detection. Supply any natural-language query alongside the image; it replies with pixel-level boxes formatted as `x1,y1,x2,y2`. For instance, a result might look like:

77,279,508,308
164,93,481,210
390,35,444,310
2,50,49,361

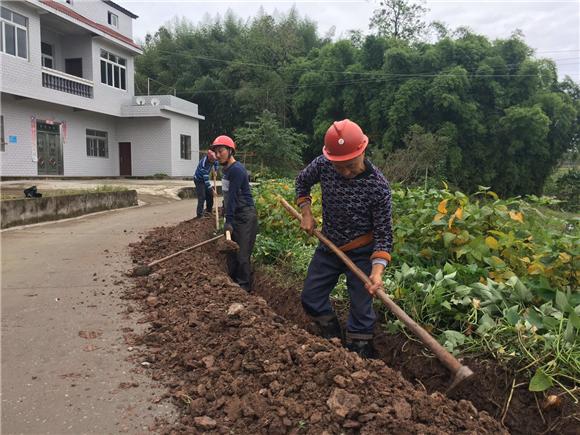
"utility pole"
147,77,150,96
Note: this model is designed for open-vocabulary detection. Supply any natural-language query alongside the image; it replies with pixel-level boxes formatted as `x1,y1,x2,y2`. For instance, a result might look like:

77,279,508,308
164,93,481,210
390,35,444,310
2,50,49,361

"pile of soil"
127,218,506,433
254,264,580,434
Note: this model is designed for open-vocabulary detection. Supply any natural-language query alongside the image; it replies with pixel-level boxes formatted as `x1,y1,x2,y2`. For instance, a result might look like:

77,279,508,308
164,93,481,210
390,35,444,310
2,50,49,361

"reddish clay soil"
254,266,580,435
126,218,574,433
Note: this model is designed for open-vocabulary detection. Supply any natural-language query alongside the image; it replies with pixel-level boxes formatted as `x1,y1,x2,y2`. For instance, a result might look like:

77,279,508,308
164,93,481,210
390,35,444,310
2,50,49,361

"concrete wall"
0,1,136,116
72,0,134,39
91,38,135,107
116,117,172,176
1,95,120,176
170,113,200,177
1,189,138,228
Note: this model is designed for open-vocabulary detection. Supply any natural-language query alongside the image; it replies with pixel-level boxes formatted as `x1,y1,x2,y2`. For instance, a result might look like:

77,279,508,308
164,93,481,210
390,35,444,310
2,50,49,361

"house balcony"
42,67,94,98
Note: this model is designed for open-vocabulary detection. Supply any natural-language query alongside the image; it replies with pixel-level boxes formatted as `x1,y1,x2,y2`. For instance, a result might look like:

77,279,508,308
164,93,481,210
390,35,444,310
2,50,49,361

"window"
1,7,28,59
41,42,53,68
1,116,5,152
86,129,108,158
180,135,191,160
107,11,118,28
100,49,126,90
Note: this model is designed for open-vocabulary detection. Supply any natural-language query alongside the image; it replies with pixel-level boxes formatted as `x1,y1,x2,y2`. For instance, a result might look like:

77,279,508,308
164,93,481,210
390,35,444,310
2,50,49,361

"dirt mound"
127,218,506,433
254,263,580,435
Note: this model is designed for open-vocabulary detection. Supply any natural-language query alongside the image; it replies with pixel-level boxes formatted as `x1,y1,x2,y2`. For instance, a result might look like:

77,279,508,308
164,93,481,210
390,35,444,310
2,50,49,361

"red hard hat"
323,119,368,162
211,135,236,150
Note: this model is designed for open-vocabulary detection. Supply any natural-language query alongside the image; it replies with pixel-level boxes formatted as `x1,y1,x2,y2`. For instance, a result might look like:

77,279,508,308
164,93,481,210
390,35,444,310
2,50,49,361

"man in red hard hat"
210,135,257,292
295,119,393,358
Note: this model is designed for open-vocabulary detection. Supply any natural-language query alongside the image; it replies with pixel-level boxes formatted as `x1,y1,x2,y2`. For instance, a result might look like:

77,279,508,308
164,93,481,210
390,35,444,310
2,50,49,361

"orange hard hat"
323,119,368,162
211,135,236,150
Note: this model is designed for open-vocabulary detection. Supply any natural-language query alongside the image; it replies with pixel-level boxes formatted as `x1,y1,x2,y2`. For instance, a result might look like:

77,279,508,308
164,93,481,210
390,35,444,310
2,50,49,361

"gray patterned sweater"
295,155,393,262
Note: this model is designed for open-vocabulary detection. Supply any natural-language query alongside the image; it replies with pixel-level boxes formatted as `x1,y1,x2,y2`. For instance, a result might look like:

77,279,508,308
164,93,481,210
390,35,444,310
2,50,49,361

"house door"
119,142,132,176
37,121,63,175
65,58,83,78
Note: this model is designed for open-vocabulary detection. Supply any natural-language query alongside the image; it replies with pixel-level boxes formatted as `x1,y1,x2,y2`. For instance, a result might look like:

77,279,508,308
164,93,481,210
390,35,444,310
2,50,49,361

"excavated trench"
126,218,577,434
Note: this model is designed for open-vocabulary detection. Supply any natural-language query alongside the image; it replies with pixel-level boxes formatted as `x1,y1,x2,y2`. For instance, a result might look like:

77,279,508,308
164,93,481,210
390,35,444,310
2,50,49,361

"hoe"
132,172,238,277
280,197,474,393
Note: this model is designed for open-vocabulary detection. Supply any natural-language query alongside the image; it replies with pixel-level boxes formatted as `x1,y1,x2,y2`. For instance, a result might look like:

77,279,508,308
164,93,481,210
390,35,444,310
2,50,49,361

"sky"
116,0,580,81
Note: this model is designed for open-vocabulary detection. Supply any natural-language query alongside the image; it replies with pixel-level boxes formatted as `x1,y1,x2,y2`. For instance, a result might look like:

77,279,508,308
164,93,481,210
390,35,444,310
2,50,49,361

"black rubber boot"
315,315,343,341
346,340,377,359
345,332,377,359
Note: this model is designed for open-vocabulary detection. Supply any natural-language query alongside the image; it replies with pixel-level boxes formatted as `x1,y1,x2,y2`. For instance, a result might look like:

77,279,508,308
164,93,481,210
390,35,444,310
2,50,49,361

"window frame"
99,49,127,91
1,6,28,60
107,11,119,28
41,41,53,68
86,129,109,158
180,135,191,160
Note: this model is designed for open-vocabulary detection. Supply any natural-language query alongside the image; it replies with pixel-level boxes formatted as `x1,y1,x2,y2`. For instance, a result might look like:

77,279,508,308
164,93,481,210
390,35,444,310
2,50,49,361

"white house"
0,0,204,177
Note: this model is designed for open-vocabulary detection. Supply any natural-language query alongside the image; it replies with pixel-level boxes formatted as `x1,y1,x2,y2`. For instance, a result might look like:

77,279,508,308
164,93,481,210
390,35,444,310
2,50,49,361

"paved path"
1,198,199,434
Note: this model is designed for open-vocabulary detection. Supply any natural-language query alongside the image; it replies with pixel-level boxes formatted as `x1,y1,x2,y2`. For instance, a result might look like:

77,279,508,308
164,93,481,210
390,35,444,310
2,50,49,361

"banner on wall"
31,116,37,162
60,121,67,143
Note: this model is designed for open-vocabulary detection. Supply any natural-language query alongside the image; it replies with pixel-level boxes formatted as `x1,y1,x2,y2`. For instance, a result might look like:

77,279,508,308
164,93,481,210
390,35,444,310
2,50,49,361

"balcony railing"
42,67,94,98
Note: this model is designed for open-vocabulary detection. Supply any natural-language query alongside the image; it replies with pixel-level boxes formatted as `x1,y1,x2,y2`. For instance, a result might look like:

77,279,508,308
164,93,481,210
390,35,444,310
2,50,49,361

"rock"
148,272,161,281
333,375,347,388
194,416,216,429
310,411,322,424
327,388,361,418
358,413,375,423
392,398,412,420
146,295,159,307
313,351,331,362
351,370,369,381
227,303,245,316
201,356,215,368
225,396,242,421
343,419,361,429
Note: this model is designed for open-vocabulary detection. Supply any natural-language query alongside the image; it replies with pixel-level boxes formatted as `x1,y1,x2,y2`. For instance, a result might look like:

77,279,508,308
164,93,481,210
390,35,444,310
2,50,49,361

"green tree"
234,111,308,176
369,0,428,41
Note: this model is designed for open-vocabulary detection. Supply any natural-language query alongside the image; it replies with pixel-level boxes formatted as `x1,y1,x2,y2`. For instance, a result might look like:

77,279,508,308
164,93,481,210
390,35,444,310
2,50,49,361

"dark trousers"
301,244,376,335
194,179,214,218
227,206,258,291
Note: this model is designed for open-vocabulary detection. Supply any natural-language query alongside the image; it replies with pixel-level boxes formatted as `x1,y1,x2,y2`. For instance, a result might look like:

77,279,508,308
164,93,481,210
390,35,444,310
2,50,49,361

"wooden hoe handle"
148,234,224,268
279,197,473,380
213,169,220,231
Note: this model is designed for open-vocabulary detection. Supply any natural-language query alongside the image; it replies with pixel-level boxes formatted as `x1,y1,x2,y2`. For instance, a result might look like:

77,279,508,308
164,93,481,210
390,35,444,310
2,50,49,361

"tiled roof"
40,0,141,50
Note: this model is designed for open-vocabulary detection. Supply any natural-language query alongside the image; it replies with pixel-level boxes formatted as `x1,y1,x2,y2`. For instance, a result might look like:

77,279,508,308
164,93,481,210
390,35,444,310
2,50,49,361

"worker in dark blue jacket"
210,135,257,292
193,149,219,219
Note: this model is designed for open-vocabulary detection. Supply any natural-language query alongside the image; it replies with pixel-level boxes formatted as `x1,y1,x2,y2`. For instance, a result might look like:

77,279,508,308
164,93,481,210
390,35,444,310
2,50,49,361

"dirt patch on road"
127,218,508,433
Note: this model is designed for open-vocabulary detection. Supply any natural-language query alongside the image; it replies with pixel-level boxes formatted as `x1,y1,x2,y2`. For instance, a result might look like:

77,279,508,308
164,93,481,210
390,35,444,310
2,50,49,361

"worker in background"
193,149,219,219
295,119,393,358
210,135,258,292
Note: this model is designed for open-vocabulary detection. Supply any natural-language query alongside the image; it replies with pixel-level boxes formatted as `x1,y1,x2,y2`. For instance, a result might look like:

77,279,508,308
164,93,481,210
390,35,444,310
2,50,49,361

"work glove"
224,223,234,234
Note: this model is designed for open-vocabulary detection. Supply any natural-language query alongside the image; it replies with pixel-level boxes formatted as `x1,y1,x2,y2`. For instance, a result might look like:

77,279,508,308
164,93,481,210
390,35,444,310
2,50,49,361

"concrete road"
1,197,199,434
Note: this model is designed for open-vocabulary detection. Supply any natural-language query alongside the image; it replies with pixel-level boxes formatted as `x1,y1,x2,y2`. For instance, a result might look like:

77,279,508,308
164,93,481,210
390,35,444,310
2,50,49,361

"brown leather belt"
338,232,373,253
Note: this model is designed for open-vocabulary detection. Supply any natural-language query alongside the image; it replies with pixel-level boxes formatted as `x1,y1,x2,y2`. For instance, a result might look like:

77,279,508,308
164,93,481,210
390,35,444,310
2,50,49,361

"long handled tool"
280,197,474,393
212,168,219,231
132,234,224,276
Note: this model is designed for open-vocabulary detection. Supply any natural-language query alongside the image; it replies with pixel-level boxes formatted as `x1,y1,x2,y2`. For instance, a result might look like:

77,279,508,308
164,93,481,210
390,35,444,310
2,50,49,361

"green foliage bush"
544,169,580,212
